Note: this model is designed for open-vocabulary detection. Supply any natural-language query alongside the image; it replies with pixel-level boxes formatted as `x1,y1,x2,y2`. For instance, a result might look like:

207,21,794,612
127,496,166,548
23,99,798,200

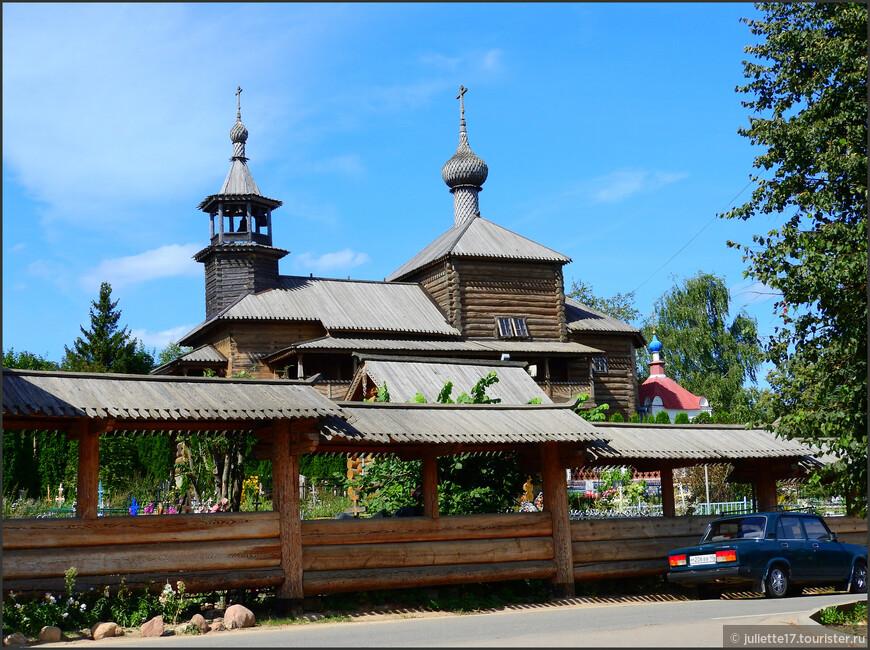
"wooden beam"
755,461,778,512
76,421,102,519
659,464,676,518
422,452,439,519
272,420,303,615
540,442,574,598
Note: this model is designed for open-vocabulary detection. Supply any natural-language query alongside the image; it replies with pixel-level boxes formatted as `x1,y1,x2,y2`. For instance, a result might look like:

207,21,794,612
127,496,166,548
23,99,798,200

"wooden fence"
3,513,867,596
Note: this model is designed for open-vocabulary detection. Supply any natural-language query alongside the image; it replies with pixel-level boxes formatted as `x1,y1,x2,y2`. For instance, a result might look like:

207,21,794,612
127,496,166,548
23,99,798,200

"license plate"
690,553,717,566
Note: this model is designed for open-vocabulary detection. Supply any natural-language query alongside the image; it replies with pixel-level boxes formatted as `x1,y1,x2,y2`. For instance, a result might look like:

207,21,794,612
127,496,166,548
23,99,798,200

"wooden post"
75,421,100,519
540,442,574,598
659,464,676,518
755,462,778,512
422,452,439,519
272,420,303,615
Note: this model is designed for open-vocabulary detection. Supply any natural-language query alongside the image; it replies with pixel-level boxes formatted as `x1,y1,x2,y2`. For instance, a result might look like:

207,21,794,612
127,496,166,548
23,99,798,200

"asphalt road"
46,592,866,648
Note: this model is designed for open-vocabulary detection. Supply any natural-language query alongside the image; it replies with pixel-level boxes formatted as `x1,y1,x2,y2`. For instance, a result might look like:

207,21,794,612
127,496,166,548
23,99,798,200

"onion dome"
649,334,663,353
442,87,488,189
230,86,249,160
230,119,249,145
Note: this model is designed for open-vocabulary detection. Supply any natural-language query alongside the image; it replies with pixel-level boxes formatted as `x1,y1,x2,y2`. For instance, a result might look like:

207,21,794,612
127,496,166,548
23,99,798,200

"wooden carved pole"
659,463,676,518
75,421,102,519
755,461,778,512
540,442,575,598
422,452,439,519
272,420,303,615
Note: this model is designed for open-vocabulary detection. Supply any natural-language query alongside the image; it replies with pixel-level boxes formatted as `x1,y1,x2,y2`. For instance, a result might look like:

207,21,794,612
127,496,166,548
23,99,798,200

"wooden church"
154,87,645,418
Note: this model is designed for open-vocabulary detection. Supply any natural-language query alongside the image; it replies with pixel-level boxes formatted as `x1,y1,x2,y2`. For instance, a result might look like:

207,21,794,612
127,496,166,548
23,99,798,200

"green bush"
654,411,671,424
644,414,656,423
609,413,625,422
674,412,690,424
629,413,641,423
692,412,712,424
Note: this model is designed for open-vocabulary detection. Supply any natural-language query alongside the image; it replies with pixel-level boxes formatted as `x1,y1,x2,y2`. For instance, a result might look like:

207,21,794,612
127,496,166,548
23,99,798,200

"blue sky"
3,3,782,374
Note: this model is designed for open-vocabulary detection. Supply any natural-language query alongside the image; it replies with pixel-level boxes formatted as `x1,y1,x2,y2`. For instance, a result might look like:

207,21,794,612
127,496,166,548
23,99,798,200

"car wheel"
849,561,867,594
765,566,789,598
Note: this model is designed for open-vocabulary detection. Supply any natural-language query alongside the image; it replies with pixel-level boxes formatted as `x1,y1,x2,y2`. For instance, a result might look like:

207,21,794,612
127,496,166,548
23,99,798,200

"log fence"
5,512,865,598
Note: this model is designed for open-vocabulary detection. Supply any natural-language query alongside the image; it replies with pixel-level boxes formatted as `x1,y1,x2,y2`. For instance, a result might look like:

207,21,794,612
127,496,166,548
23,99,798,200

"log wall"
5,513,866,597
568,333,638,418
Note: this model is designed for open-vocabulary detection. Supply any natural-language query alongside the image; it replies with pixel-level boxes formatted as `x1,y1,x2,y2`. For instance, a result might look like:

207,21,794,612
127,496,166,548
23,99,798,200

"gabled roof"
262,335,602,364
2,369,343,427
179,276,460,345
588,422,815,462
387,216,571,281
347,355,552,404
320,400,599,445
150,345,228,375
565,298,644,340
638,375,706,411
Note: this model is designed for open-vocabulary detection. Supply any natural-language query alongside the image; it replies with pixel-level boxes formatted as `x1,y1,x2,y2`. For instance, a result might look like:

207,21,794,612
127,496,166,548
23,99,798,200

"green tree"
640,272,764,422
723,3,867,510
567,279,640,323
62,282,155,374
654,411,671,424
156,342,191,367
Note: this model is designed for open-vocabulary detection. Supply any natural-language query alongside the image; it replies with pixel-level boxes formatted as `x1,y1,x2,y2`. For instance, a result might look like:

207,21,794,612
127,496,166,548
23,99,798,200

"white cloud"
293,249,371,274
130,324,196,351
79,244,200,292
592,169,688,203
480,49,503,72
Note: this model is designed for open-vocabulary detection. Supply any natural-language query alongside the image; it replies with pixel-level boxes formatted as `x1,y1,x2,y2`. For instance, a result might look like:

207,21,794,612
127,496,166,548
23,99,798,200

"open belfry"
155,87,645,418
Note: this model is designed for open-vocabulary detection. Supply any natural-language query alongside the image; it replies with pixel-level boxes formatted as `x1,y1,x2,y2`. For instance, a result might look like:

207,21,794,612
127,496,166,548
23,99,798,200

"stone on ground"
209,621,226,632
189,613,209,633
224,604,255,629
38,626,63,642
140,615,164,637
3,632,28,647
91,621,123,640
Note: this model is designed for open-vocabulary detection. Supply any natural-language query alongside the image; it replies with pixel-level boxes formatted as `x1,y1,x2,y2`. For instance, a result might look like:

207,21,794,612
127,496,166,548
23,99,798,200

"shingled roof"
320,400,599,445
346,355,552,404
2,369,343,429
387,217,571,281
179,276,459,345
564,298,644,340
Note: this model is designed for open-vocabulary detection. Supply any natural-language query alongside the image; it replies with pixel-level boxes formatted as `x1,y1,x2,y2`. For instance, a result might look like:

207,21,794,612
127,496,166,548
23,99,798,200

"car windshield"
701,516,766,542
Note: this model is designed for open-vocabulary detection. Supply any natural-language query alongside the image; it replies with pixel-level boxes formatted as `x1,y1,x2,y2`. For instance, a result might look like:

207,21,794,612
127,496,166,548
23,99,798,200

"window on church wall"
592,356,608,374
495,316,529,339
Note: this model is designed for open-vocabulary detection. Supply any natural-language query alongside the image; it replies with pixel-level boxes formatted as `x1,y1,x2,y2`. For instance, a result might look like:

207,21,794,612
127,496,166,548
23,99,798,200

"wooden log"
76,423,100,519
1,512,280,550
3,538,281,580
302,512,552,546
660,465,676,518
570,516,716,542
272,420,303,607
422,452,439,519
572,536,700,564
826,517,868,534
541,442,574,598
3,567,285,597
837,532,868,545
574,558,667,581
302,536,553,572
755,462,778,512
303,560,555,595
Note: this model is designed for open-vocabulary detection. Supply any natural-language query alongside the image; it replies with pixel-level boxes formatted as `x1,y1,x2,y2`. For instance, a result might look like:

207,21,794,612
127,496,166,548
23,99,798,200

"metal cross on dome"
457,84,467,117
236,86,243,119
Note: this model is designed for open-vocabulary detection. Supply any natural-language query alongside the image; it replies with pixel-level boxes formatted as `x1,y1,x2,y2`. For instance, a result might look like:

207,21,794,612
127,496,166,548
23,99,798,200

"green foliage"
629,413,641,423
62,282,155,374
2,348,60,370
654,411,671,424
673,412,690,424
608,413,625,423
723,3,867,512
411,392,428,403
819,602,867,627
644,414,655,423
639,272,763,422
574,392,609,421
156,342,191,367
567,279,640,323
692,412,712,424
526,397,542,404
299,454,345,481
352,372,521,515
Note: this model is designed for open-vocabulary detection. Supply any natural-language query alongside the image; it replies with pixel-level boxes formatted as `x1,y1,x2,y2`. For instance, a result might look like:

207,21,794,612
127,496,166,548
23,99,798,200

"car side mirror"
828,532,838,542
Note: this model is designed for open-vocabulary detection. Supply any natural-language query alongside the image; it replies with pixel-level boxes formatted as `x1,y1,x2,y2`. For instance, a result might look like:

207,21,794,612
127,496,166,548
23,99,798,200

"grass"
817,600,868,637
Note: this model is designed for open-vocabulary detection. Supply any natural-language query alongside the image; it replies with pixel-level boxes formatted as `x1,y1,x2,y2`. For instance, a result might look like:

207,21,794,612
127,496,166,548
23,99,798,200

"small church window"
592,356,608,374
496,316,529,339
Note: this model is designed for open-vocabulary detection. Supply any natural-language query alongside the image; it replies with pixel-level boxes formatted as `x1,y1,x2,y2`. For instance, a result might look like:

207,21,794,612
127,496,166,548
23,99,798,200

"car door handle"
812,543,820,548
781,543,789,548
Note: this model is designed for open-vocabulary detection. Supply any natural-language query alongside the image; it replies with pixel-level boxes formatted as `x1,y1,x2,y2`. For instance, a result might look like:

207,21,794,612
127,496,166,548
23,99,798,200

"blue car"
667,511,867,598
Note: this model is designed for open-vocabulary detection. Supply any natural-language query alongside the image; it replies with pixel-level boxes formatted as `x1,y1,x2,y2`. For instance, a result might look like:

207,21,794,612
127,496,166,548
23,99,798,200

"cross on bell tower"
193,88,288,319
